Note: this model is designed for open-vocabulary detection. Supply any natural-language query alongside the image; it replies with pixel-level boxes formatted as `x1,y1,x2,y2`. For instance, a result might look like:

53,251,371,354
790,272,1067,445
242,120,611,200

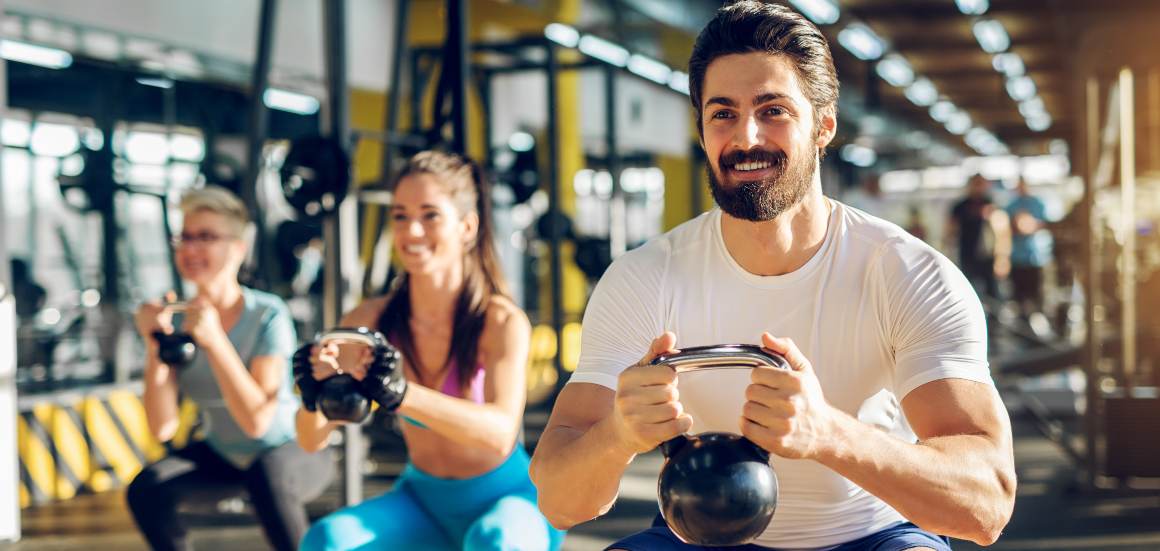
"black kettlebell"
316,374,372,423
152,331,198,368
652,344,789,546
659,433,778,546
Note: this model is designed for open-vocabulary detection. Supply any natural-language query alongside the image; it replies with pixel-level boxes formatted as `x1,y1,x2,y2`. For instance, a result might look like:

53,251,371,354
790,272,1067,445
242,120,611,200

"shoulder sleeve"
251,296,298,361
569,241,668,390
875,237,993,399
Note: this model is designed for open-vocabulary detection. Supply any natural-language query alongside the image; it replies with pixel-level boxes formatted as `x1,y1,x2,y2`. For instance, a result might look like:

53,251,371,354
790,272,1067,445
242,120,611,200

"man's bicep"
543,382,616,435
901,378,1010,443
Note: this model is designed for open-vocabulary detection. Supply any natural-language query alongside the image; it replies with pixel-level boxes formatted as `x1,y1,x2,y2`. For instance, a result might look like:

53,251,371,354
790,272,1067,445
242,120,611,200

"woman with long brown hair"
296,151,563,550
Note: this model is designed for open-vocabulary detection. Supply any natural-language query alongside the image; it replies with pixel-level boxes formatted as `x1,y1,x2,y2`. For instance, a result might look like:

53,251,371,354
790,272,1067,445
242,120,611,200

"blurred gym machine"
1000,50,1160,489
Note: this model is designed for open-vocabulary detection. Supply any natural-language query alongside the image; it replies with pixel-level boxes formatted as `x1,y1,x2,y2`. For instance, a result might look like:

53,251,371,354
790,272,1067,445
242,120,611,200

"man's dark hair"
688,1,839,136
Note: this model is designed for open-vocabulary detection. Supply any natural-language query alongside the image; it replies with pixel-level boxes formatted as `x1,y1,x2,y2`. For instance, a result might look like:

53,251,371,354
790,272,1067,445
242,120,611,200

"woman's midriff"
400,421,509,478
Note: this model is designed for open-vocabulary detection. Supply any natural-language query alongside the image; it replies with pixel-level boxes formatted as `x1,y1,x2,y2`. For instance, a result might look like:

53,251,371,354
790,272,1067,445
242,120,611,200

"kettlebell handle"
651,344,789,373
317,327,387,349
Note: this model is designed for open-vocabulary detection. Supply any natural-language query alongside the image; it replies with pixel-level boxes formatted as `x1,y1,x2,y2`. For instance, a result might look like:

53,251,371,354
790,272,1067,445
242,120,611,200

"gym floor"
10,407,1160,551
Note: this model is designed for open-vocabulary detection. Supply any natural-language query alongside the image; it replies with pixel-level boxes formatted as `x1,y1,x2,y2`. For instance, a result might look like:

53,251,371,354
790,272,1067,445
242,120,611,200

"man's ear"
815,104,838,149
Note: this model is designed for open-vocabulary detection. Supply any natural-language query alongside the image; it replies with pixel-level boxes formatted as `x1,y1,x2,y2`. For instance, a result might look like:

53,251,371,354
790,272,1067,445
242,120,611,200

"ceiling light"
627,54,672,86
1006,76,1037,102
991,53,1025,77
955,0,989,15
930,101,957,123
136,76,174,89
973,19,1010,53
578,35,630,67
544,23,580,48
0,39,72,69
1018,97,1047,119
838,23,885,61
1027,113,1052,132
668,71,690,95
945,112,972,135
905,78,939,106
263,88,321,115
875,54,914,87
789,0,840,25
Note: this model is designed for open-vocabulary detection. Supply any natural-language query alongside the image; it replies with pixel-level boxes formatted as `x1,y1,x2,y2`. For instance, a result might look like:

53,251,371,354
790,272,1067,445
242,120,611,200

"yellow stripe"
89,470,114,493
18,483,28,508
561,322,582,372
16,414,55,500
30,404,80,499
82,398,143,484
106,391,166,461
51,404,91,499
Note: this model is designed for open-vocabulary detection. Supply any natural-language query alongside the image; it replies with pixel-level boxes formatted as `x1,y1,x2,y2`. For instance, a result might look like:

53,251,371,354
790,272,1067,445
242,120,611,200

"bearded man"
529,2,1016,550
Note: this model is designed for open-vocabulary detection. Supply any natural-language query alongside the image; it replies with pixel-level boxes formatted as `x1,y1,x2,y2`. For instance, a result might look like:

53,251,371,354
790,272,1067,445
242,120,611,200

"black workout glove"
360,335,407,412
292,342,322,412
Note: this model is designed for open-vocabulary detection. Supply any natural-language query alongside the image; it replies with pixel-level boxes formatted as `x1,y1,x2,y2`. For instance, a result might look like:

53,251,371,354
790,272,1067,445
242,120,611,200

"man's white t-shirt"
570,201,992,549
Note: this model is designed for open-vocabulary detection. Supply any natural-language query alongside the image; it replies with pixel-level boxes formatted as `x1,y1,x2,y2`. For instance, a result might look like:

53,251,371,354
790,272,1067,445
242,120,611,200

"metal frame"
406,33,691,394
243,0,277,288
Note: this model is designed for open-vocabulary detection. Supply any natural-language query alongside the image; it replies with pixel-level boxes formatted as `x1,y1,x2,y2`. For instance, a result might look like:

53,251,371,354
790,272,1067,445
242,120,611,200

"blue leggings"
299,446,563,551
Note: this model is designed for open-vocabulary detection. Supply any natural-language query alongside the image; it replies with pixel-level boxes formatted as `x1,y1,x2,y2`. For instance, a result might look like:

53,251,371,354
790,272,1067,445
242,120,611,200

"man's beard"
708,145,817,222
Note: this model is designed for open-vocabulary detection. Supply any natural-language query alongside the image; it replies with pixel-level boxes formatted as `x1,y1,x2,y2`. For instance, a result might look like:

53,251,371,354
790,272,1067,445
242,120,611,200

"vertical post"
447,0,470,153
1118,68,1136,394
1083,77,1100,488
546,45,565,393
410,50,423,135
1149,70,1160,175
380,0,411,181
605,66,626,259
0,0,22,534
322,0,363,507
690,143,704,217
244,0,278,288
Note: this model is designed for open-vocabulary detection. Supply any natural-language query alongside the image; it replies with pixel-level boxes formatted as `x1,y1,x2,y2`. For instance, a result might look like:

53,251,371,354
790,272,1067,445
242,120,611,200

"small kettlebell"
652,344,789,546
152,331,197,369
316,374,372,423
659,432,778,546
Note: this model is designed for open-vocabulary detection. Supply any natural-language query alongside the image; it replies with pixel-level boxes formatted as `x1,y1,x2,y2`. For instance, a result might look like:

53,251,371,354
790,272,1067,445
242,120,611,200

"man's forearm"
530,417,638,529
817,412,1016,545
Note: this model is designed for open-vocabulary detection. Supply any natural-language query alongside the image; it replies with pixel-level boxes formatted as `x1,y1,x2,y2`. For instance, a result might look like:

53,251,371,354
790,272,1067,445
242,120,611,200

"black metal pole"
381,0,411,181
410,50,423,136
323,0,362,507
546,45,565,395
447,0,470,153
244,0,277,289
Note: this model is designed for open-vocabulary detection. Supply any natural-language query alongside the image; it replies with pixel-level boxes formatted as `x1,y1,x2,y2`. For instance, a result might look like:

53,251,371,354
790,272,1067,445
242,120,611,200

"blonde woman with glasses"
128,185,333,551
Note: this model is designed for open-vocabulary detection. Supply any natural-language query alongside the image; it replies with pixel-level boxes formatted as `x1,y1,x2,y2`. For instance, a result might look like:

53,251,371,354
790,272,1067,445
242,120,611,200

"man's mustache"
719,148,788,170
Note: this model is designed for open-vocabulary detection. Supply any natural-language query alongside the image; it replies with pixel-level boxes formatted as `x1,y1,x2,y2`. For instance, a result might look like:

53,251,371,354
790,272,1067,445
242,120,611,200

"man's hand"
610,332,693,455
741,332,839,460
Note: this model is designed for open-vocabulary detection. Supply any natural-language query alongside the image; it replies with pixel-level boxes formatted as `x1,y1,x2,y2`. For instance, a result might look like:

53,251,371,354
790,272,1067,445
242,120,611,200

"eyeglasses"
171,232,238,248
